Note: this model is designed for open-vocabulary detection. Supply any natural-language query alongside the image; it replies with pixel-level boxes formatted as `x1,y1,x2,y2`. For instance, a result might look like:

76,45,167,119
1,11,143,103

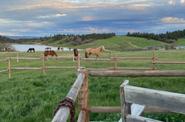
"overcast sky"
1,0,185,36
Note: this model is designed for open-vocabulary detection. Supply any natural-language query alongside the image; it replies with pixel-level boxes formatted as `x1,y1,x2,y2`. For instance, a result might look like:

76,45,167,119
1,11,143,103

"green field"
44,36,166,51
0,50,185,122
177,38,185,45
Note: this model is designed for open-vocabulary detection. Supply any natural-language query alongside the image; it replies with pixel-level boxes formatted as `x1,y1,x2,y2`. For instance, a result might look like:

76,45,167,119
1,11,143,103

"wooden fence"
52,67,185,122
120,80,185,122
0,55,81,78
52,71,88,122
88,69,185,77
81,51,185,70
0,59,8,74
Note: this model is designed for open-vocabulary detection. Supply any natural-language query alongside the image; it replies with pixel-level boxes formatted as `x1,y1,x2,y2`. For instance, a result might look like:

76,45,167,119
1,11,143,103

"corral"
52,68,185,122
1,50,185,122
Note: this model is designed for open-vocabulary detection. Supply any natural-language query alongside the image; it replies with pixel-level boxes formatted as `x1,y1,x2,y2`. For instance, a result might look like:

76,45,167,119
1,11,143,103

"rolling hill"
65,36,167,51
176,38,185,45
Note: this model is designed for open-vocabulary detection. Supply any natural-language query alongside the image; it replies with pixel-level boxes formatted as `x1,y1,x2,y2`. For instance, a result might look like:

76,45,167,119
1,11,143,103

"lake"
11,44,71,52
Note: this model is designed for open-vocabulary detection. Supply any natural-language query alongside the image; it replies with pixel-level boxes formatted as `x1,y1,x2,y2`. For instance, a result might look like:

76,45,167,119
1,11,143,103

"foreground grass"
0,50,185,121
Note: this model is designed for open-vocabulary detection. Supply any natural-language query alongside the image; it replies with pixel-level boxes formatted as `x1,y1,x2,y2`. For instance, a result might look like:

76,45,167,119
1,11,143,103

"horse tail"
85,51,88,58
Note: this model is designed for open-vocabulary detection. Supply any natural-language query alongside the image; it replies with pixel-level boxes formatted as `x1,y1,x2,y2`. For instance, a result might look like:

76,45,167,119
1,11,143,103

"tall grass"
0,50,185,121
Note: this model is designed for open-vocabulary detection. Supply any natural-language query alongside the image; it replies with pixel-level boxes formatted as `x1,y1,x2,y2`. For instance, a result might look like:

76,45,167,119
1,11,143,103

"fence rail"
0,55,80,78
52,72,86,122
88,69,185,77
120,80,185,122
0,69,7,73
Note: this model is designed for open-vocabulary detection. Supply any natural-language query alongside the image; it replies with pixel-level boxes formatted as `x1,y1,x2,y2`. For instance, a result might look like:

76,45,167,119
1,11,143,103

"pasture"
0,50,185,122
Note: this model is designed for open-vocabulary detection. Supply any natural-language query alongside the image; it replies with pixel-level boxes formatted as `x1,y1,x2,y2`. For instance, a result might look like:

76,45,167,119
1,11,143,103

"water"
11,44,72,52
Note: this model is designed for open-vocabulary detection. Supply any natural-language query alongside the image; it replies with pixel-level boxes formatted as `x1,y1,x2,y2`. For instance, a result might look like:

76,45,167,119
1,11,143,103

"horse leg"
96,54,99,59
44,56,47,61
85,52,89,58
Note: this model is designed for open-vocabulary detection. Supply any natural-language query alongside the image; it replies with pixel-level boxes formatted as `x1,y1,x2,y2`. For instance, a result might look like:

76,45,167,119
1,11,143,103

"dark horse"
73,48,79,61
27,48,35,53
44,50,57,59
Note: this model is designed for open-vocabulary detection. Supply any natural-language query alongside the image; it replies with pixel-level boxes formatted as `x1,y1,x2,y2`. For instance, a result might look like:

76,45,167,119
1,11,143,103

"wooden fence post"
120,80,131,122
16,52,19,63
42,56,46,74
152,50,156,70
77,54,81,71
8,58,11,79
113,57,117,70
78,71,89,122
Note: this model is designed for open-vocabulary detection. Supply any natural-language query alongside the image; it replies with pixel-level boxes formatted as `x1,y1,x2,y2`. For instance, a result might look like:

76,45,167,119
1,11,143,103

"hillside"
176,38,185,45
127,29,185,43
0,34,168,51
66,36,166,50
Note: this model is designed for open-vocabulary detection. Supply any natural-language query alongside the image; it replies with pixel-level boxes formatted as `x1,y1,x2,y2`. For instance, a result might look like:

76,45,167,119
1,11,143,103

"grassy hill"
176,38,185,45
6,35,167,51
54,36,166,50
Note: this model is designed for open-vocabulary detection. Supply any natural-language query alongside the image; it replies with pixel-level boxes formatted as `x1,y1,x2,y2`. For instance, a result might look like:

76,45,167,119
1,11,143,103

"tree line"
4,33,116,45
127,29,185,43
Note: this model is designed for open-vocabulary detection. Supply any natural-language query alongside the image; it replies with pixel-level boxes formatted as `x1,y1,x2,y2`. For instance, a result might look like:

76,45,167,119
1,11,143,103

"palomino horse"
85,46,105,58
44,50,57,59
27,48,35,53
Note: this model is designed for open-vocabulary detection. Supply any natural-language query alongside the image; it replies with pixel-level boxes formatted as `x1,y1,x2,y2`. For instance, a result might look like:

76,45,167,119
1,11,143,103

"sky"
1,0,185,36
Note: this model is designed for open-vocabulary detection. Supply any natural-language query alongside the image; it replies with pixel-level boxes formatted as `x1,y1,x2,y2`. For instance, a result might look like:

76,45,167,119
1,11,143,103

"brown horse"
85,46,105,58
73,48,79,61
44,50,57,59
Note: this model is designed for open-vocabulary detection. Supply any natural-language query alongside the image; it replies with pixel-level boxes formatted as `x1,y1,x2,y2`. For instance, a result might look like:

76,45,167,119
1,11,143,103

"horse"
27,48,35,53
73,48,79,61
57,47,63,51
85,46,105,58
44,50,57,59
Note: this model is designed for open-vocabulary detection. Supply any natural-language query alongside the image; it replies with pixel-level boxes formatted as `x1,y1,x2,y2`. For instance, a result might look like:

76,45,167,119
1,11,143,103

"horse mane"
99,46,105,52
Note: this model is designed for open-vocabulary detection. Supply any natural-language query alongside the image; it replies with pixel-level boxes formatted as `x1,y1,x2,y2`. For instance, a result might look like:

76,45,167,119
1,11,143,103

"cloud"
0,32,16,36
168,0,176,5
81,16,95,21
125,3,152,11
58,27,113,34
0,18,17,25
161,17,185,24
6,0,154,12
0,18,53,28
37,13,67,19
180,0,185,5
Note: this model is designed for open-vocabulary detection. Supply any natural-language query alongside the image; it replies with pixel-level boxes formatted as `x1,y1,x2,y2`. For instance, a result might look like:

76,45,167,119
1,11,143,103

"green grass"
51,36,166,51
0,50,185,121
176,38,185,45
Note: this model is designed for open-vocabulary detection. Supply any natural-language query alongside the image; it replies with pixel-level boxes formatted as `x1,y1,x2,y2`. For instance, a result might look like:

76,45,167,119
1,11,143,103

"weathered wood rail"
120,80,185,122
52,67,185,122
0,55,81,78
80,51,185,70
52,72,86,122
88,69,185,77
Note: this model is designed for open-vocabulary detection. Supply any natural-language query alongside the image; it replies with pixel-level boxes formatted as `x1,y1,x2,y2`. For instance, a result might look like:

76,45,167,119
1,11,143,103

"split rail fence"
0,55,81,78
120,80,185,122
81,51,185,70
52,68,185,122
